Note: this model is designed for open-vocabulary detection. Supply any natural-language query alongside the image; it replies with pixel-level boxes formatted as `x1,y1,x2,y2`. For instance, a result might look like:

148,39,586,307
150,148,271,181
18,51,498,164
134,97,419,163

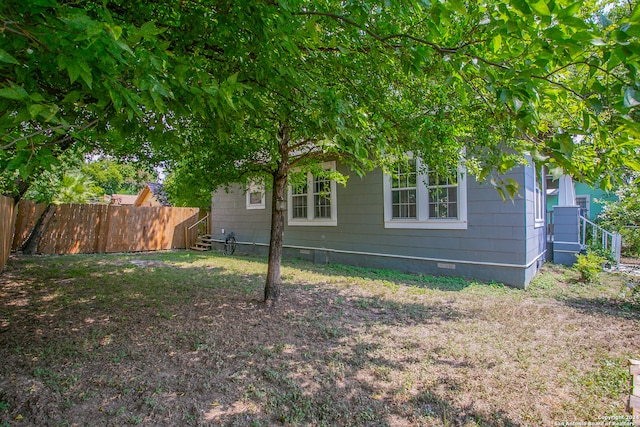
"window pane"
314,195,331,218
292,194,307,218
313,175,331,219
392,189,417,219
391,159,417,219
428,171,457,186
291,178,307,219
428,182,458,219
392,159,417,189
292,181,307,195
249,192,262,205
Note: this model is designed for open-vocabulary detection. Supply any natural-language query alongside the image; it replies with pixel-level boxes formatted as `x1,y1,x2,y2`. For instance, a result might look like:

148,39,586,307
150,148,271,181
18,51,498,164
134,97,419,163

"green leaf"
624,25,640,37
0,83,28,100
227,72,239,86
586,97,603,114
557,133,574,156
511,0,532,15
28,104,45,118
108,25,123,40
449,0,467,15
0,49,19,65
139,21,166,40
582,111,590,129
67,61,81,84
529,0,551,16
624,87,640,108
559,2,582,18
630,2,640,23
62,91,81,104
513,96,523,112
623,158,640,171
492,34,502,53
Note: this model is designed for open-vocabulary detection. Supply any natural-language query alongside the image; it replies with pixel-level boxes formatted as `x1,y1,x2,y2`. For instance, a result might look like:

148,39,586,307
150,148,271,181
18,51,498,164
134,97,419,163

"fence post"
631,359,640,423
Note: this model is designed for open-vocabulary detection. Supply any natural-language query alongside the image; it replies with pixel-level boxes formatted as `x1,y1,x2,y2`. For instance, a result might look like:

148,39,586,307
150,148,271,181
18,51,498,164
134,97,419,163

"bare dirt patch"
0,252,638,426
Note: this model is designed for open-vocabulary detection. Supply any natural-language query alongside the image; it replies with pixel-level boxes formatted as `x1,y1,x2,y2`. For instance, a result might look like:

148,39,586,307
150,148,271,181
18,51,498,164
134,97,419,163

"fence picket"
12,201,200,255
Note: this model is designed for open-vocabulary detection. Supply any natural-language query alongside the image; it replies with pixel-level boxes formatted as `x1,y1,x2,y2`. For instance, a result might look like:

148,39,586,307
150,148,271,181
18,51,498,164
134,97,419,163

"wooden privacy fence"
11,199,46,251
13,202,200,254
0,195,16,271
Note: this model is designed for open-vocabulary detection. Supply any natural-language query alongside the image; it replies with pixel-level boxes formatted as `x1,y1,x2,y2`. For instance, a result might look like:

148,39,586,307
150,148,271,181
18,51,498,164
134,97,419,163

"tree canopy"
0,0,227,200
2,0,640,302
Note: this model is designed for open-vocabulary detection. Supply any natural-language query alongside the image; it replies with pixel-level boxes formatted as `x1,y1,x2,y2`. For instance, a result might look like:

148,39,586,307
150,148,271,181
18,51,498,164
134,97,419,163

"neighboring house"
546,177,617,220
544,175,622,266
134,183,171,207
211,158,547,289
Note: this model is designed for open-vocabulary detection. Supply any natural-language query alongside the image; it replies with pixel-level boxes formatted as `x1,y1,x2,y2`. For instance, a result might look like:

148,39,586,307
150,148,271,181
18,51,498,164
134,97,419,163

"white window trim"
383,158,467,230
534,165,545,228
287,161,337,226
246,181,266,210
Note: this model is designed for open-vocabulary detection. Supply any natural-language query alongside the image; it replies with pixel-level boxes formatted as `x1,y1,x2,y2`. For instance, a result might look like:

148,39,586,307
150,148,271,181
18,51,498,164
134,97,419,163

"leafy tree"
0,0,216,201
598,179,640,256
158,0,640,303
17,147,85,203
51,173,96,204
164,168,213,210
3,0,640,304
82,158,157,196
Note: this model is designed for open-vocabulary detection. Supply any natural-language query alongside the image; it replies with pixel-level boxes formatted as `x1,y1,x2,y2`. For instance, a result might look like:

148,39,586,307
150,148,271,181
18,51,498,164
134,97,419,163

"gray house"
211,159,547,288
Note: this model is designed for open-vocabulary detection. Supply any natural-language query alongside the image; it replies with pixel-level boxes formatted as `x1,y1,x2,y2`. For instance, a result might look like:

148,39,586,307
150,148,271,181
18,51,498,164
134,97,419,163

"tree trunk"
20,204,55,255
264,125,290,305
264,165,288,305
12,178,30,204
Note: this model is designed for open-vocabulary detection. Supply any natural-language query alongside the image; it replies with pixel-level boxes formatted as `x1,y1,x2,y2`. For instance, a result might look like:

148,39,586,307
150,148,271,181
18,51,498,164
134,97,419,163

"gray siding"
212,164,546,288
522,164,548,284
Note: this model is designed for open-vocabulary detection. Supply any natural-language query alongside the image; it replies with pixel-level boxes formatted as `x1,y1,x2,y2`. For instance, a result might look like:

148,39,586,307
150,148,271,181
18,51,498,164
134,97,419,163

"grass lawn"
0,251,639,426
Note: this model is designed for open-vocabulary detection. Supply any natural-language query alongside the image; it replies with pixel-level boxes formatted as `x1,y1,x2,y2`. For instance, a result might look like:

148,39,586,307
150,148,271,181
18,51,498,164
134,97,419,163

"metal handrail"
579,215,622,265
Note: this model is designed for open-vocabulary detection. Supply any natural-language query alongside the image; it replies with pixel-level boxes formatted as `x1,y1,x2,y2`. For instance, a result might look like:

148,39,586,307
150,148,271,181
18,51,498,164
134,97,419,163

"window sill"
384,220,467,230
288,219,337,227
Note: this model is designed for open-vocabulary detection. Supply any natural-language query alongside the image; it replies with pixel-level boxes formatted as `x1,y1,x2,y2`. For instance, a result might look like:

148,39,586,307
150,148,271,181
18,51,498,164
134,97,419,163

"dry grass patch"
0,252,638,426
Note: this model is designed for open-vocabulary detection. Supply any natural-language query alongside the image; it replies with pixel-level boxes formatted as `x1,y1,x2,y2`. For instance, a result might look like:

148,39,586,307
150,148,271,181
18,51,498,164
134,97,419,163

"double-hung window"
288,161,337,226
391,159,418,219
384,157,467,229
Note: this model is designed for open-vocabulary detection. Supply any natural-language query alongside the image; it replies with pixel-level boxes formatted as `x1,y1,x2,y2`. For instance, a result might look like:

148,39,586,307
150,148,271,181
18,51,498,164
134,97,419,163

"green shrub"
620,227,640,257
573,251,606,284
597,181,640,257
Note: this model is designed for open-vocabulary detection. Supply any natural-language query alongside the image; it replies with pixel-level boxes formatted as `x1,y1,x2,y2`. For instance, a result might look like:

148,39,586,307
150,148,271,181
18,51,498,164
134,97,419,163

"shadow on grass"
561,296,640,320
0,252,522,427
285,257,499,292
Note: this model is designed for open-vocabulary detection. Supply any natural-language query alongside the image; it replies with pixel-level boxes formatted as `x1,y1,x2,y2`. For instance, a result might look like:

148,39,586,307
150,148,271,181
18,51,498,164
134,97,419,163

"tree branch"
1,118,101,151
